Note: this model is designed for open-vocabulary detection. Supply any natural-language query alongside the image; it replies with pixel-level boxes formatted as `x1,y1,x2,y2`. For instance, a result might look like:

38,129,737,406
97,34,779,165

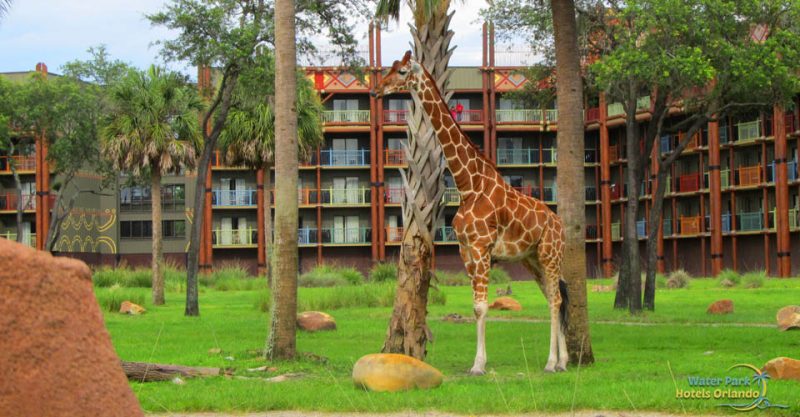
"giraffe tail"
558,279,569,331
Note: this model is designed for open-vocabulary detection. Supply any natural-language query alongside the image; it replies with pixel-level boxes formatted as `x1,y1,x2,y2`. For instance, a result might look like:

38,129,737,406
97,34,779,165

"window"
120,184,185,210
120,220,186,239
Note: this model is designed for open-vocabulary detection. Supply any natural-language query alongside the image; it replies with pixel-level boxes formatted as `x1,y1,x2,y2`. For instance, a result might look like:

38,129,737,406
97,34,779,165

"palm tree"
267,0,300,360
550,0,594,365
219,75,323,281
0,0,12,20
376,0,454,358
103,66,202,305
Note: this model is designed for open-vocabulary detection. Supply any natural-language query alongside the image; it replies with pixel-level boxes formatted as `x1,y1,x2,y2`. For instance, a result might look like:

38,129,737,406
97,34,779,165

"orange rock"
707,299,734,314
776,306,800,331
352,353,443,392
119,301,146,315
592,285,615,292
763,357,800,381
296,311,336,331
489,296,522,311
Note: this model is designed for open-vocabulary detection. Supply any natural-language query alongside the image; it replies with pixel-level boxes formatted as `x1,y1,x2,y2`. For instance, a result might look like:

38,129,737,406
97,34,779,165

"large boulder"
352,353,443,392
707,299,734,315
0,240,143,417
763,357,800,381
297,311,336,331
776,306,800,331
489,296,522,311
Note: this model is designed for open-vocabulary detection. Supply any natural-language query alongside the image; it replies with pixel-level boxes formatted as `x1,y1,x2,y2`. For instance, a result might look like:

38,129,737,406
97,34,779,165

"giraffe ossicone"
371,50,570,374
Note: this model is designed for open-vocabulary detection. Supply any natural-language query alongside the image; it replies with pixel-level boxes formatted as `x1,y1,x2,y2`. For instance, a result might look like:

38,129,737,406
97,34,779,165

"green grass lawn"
100,277,800,415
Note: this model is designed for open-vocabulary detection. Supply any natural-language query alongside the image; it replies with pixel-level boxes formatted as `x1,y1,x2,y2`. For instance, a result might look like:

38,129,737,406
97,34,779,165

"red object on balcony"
679,173,701,192
384,149,405,166
383,110,409,124
384,187,404,204
680,216,702,235
610,184,622,200
586,107,600,122
0,155,36,173
785,111,796,135
738,166,761,186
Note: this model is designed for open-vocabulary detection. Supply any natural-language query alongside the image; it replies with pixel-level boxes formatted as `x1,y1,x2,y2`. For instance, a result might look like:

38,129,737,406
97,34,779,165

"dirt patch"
0,240,143,417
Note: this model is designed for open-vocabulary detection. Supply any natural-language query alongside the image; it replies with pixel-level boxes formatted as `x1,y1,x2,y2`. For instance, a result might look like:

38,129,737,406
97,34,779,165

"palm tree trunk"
551,0,594,365
263,164,272,281
267,0,299,360
382,10,452,359
151,172,165,305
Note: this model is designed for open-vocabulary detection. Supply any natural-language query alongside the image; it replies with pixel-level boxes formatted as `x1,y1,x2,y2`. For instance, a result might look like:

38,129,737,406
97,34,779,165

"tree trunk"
551,0,594,365
263,163,272,281
151,172,165,306
381,10,452,359
644,169,668,310
267,0,299,360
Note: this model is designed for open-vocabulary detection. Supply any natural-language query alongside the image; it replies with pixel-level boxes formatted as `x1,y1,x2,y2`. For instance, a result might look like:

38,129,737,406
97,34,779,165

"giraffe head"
369,51,424,98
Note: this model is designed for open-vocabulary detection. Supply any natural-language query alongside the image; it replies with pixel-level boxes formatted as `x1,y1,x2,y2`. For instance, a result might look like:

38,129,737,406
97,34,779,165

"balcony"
585,225,598,239
384,187,403,204
705,170,730,189
585,149,598,163
606,96,650,118
543,185,557,203
771,208,799,231
497,148,537,165
610,183,622,200
434,226,458,243
454,110,483,123
585,107,600,122
495,109,543,123
212,190,257,207
0,193,35,211
611,222,621,240
636,220,647,238
442,187,460,205
736,120,761,142
298,228,318,245
321,227,371,244
297,188,319,205
585,186,597,201
737,166,761,186
322,110,370,124
737,211,763,231
679,216,702,236
320,149,370,167
678,173,702,193
663,219,673,236
768,160,798,182
385,227,404,243
121,197,185,211
321,188,370,206
545,109,558,123
384,149,405,166
607,102,624,117
0,232,36,247
609,145,619,161
512,185,533,197
384,110,409,124
212,228,257,247
785,111,796,134
0,155,36,173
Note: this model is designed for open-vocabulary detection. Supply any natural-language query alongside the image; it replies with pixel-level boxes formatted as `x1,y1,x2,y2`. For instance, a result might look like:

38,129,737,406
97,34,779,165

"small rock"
496,285,513,296
224,356,235,361
442,313,470,323
763,357,800,381
489,296,522,311
296,311,336,332
704,351,714,355
171,377,185,385
352,353,443,392
208,348,222,355
719,278,736,288
119,301,146,315
777,306,800,331
247,365,278,372
707,299,734,314
592,285,615,292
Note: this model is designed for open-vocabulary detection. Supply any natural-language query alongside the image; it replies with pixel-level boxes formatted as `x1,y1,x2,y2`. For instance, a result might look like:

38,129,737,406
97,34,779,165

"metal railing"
320,149,370,166
442,187,460,205
0,155,36,173
737,211,763,231
496,148,538,165
737,165,761,186
678,173,701,193
121,198,185,211
455,110,483,123
607,102,624,117
611,222,621,240
297,188,319,205
0,232,36,247
585,107,600,122
663,219,673,236
385,227,404,243
320,187,370,205
768,160,798,182
322,110,370,124
434,226,458,242
321,227,371,244
298,228,318,245
704,169,730,189
545,109,558,123
543,185,557,202
636,220,647,238
680,216,702,235
384,149,405,166
384,187,403,204
211,190,257,207
495,109,543,123
771,208,799,231
0,193,36,211
212,228,257,247
384,110,409,124
736,120,761,142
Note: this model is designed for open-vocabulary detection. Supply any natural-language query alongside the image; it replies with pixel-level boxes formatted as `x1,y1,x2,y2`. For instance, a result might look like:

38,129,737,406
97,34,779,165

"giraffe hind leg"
538,247,567,373
460,242,491,376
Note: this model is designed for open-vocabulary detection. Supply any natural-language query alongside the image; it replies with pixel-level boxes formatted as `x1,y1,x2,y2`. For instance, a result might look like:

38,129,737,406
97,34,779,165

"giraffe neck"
414,69,496,194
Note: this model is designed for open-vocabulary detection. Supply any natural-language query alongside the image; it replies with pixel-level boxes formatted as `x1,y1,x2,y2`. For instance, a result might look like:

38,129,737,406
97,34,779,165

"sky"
0,0,511,77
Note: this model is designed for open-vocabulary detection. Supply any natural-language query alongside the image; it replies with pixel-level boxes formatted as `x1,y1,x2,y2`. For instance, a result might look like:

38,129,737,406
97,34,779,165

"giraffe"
371,51,569,374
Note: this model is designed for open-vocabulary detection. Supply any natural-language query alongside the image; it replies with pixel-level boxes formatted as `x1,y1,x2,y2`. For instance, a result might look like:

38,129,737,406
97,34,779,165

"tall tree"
376,0,453,359
0,0,11,20
0,76,27,244
102,66,202,305
550,0,594,365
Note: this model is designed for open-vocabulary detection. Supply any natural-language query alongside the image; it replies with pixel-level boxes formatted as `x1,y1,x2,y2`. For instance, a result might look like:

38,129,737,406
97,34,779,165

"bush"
717,269,741,288
210,264,251,281
299,265,364,287
257,283,447,312
253,289,272,312
339,267,365,285
215,277,266,291
741,271,765,289
666,269,691,289
488,267,511,284
92,267,122,287
94,286,146,313
369,262,397,282
434,270,471,286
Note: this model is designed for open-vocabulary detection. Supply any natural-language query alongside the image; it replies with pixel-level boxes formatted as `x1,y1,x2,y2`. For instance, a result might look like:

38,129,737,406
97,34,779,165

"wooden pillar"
375,23,387,261
488,23,497,164
774,104,791,276
368,22,379,263
203,168,213,272
650,143,666,273
256,169,266,275
316,148,323,265
599,93,613,276
34,63,50,250
708,120,723,276
482,23,491,164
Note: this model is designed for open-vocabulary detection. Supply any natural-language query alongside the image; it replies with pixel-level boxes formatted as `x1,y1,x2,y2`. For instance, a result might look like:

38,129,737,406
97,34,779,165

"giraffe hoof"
555,365,567,372
543,366,556,373
468,368,486,376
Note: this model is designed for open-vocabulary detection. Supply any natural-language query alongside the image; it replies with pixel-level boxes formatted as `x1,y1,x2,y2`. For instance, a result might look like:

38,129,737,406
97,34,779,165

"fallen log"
121,361,225,382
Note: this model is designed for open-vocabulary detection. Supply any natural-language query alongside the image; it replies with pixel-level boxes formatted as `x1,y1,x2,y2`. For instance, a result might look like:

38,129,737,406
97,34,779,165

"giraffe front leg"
461,244,491,376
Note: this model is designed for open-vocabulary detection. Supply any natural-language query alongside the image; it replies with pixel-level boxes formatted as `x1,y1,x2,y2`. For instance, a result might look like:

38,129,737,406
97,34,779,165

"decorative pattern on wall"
55,208,117,254
308,70,369,91
494,70,528,91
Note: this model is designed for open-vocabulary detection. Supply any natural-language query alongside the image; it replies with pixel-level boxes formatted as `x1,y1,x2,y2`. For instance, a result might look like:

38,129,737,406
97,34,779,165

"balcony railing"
768,160,798,182
585,225,598,239
453,110,483,123
320,149,370,167
322,110,370,124
636,220,647,238
384,110,409,124
585,186,597,201
545,109,558,123
771,208,799,231
384,149,405,166
321,188,370,205
704,169,730,189
636,96,651,111
212,228,257,247
680,216,702,235
297,188,318,205
212,190,257,207
607,102,624,117
786,111,796,135
585,107,600,122
736,120,761,142
0,193,35,211
385,186,403,204
0,155,36,173
678,173,702,193
442,187,460,205
298,228,318,245
321,227,371,244
663,219,673,236
0,232,36,247
512,185,533,197
121,198,185,211
738,211,763,231
543,185,557,203
497,148,536,165
495,109,543,123
385,227,404,243
434,226,458,243
737,165,761,186
609,145,619,161
611,222,621,240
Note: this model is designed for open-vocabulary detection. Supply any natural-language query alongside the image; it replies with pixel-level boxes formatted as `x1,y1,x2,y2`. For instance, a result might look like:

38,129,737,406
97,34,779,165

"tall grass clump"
666,269,691,289
253,289,272,312
717,269,741,288
489,267,511,284
741,270,765,289
299,264,365,287
369,262,397,282
434,270,470,286
94,286,146,312
283,283,446,311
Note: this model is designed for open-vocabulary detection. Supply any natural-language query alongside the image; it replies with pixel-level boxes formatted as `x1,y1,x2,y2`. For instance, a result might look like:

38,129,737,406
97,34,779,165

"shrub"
434,270,470,286
215,277,266,291
299,265,364,287
741,271,765,289
253,289,272,312
95,286,146,313
210,264,251,281
93,267,122,287
369,262,397,282
488,267,511,284
338,267,365,285
260,283,447,312
666,269,691,289
717,269,741,288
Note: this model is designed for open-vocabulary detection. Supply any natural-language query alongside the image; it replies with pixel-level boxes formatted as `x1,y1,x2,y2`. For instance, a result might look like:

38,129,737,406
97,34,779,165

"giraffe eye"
398,69,408,75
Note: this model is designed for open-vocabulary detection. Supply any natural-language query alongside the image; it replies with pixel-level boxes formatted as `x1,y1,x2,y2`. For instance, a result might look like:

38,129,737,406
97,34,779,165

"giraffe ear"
401,50,412,64
410,62,422,74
